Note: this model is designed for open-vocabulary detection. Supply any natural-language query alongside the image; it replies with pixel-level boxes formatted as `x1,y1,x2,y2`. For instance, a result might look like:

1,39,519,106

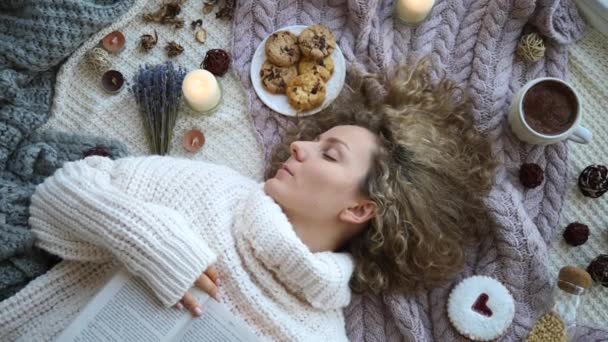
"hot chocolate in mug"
508,77,592,145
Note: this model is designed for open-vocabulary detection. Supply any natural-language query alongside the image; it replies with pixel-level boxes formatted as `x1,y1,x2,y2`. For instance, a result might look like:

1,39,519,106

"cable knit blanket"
231,0,608,340
0,0,134,301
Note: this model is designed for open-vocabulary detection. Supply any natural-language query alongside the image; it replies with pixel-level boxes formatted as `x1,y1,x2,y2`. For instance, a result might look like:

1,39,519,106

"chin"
265,178,292,210
263,179,281,200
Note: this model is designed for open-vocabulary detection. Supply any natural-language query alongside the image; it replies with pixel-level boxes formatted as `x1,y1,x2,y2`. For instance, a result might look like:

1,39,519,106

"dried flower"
165,41,184,57
202,49,230,76
563,222,589,246
191,19,203,30
578,165,608,198
130,62,186,155
203,0,217,14
519,163,544,189
216,0,234,20
140,30,158,51
587,255,608,287
143,2,184,29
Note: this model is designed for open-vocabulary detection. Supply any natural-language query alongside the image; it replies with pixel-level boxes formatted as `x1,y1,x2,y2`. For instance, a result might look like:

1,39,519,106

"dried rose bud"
587,254,608,288
202,49,230,76
83,146,111,158
578,165,608,198
563,222,589,246
519,163,544,189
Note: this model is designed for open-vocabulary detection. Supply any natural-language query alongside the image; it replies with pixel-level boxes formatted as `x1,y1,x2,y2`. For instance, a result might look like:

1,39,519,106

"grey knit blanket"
231,0,608,340
0,0,133,301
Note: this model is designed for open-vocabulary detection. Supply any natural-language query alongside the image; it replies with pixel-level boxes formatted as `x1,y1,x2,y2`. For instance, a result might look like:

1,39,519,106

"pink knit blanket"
231,0,607,340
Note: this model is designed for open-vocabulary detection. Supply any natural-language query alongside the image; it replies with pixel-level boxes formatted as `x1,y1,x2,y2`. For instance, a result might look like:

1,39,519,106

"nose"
290,141,307,162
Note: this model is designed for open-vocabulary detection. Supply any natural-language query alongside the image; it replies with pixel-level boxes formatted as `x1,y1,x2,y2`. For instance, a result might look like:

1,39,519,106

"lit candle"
395,0,435,24
182,69,222,113
183,129,205,153
101,31,125,53
101,70,124,94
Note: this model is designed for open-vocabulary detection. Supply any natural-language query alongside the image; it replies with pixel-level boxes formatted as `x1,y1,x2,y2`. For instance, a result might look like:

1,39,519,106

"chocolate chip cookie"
286,73,326,111
298,56,334,81
298,25,336,60
260,61,298,94
265,31,301,67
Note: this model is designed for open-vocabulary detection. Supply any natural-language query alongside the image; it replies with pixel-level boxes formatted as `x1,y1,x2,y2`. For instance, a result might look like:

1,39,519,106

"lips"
282,164,294,176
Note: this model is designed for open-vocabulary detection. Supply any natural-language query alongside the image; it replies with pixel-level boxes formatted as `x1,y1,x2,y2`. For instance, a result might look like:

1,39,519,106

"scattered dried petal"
191,19,203,30
195,29,207,44
203,3,214,14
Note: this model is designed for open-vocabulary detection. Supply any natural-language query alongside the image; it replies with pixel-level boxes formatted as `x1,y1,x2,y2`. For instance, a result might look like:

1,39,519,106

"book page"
172,296,260,342
57,268,195,342
57,267,260,342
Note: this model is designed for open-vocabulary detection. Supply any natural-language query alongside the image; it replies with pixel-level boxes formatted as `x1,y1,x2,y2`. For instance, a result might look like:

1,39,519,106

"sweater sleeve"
28,156,217,307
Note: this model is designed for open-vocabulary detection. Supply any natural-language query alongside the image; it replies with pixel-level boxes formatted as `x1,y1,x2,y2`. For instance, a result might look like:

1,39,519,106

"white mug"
508,77,592,145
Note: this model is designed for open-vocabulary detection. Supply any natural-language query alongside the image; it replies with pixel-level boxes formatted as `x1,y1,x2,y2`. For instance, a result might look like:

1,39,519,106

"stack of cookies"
260,24,337,111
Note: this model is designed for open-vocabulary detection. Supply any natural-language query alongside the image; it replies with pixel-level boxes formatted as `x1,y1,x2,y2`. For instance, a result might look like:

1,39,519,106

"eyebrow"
320,135,351,151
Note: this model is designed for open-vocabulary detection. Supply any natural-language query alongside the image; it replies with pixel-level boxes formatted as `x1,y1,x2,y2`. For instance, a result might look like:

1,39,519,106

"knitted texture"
0,131,128,301
0,0,135,301
42,0,265,181
550,27,608,327
0,156,353,341
230,0,608,340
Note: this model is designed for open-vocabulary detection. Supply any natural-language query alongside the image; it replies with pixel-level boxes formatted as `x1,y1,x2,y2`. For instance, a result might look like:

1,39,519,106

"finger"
205,266,220,285
174,301,184,310
181,292,203,317
195,274,220,301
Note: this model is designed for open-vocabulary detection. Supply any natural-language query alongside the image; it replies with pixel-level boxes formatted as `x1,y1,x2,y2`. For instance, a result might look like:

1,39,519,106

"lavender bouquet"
131,62,186,155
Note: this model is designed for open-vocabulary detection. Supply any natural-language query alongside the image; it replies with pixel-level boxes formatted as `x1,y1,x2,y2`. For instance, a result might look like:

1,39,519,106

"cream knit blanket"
42,0,265,181
550,27,608,327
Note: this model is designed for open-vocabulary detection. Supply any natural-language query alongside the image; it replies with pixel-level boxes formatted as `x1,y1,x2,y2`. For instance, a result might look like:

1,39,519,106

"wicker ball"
517,33,545,62
84,47,111,75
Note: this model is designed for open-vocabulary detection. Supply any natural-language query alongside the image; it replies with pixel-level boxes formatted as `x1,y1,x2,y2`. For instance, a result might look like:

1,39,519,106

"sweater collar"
233,184,354,310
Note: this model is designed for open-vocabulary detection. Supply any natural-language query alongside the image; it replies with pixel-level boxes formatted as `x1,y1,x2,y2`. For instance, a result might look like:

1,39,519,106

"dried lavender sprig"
131,62,186,155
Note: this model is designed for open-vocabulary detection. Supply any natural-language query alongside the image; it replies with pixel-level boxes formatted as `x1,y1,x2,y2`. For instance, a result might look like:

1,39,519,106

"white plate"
250,25,346,117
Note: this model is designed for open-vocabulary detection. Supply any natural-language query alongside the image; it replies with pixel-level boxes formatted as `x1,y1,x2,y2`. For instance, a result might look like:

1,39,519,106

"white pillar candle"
395,0,435,24
182,69,222,113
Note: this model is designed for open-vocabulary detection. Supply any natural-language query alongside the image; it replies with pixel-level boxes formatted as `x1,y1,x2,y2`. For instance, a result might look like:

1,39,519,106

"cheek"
303,165,355,195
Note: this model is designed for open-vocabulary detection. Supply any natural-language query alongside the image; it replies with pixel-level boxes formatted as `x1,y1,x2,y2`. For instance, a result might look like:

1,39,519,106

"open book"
57,267,260,342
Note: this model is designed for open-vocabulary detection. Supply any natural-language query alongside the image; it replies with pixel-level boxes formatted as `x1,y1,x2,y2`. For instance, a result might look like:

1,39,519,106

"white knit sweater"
0,156,354,342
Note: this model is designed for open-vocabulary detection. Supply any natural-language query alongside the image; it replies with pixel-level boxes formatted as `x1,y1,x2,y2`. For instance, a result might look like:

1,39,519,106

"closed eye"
323,153,337,162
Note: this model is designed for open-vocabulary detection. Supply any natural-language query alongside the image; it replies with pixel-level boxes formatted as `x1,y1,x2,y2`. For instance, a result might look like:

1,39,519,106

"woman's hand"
174,265,220,317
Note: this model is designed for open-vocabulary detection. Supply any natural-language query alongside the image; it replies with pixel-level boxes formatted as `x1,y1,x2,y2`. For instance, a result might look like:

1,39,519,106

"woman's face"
265,125,378,224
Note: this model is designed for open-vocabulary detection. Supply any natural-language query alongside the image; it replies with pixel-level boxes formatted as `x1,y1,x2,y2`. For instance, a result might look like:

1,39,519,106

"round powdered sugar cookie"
447,275,515,341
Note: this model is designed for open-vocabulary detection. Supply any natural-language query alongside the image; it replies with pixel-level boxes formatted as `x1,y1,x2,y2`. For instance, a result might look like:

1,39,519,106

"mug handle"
568,125,592,144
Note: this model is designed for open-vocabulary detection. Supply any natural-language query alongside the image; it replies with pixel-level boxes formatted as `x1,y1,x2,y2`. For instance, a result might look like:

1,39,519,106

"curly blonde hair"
266,58,497,294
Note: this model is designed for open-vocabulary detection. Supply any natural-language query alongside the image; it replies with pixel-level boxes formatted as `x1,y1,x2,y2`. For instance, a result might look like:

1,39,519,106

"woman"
0,59,495,341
